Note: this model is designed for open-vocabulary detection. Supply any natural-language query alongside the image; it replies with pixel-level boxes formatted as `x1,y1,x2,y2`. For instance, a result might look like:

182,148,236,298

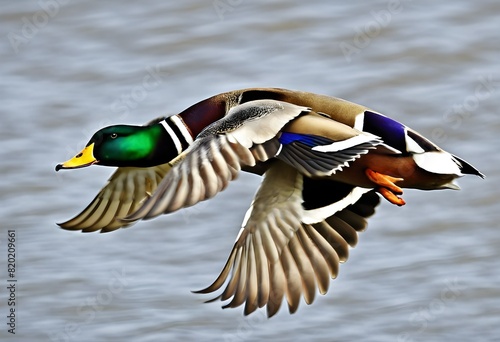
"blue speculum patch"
279,132,332,147
362,111,406,152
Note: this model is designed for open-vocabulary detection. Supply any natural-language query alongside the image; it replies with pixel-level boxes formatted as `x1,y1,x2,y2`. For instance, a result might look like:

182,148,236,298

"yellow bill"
55,143,98,171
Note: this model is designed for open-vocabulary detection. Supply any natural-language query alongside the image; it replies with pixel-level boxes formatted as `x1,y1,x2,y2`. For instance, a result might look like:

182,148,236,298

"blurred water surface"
0,1,499,341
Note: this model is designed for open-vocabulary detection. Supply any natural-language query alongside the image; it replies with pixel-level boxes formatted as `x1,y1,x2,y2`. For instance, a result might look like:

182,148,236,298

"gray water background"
0,1,499,341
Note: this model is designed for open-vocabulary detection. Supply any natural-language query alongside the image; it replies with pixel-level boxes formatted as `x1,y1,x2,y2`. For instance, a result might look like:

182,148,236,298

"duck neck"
165,92,244,153
178,96,228,137
152,116,194,162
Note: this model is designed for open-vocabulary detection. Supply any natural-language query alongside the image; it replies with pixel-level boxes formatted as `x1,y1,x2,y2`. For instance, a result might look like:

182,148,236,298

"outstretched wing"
194,161,381,317
122,100,311,223
57,164,172,233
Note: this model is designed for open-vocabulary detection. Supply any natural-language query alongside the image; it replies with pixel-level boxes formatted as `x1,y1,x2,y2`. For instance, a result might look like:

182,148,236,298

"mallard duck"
56,88,483,317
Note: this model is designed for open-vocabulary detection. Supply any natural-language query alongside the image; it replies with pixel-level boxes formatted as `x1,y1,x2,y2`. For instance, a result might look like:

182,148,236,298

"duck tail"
452,154,485,179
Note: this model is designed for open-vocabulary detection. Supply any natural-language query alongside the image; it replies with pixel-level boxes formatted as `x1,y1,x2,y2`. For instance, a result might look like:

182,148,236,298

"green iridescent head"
56,124,174,171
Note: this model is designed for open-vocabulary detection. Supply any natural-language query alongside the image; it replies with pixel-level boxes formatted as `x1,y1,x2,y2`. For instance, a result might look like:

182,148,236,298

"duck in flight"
56,88,483,317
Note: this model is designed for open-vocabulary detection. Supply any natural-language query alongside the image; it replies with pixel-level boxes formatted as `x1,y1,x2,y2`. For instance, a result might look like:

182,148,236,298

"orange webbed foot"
377,187,406,206
365,169,406,206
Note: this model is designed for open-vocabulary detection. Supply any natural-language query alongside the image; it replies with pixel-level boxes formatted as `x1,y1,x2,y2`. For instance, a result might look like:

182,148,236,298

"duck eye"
110,133,118,139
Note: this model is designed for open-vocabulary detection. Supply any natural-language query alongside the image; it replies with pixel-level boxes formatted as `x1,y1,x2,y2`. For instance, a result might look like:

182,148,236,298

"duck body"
56,88,483,316
172,88,480,204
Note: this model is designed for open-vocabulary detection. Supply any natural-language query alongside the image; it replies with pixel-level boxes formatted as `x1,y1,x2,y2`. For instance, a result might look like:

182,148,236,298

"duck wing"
277,113,385,177
122,100,310,223
195,161,380,317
